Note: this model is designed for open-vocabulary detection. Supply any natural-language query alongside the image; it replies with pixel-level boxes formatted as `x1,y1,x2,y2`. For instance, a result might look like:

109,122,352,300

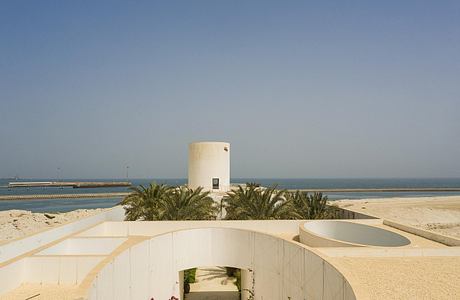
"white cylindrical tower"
188,141,230,192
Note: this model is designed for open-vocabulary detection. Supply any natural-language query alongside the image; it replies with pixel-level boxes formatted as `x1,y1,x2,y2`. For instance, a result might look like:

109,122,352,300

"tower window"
212,178,219,189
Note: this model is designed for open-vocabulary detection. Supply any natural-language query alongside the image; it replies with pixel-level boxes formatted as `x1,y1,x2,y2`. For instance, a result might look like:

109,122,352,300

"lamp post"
57,167,62,189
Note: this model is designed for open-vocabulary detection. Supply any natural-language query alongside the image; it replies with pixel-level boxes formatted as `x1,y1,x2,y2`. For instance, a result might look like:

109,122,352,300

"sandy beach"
0,208,106,243
335,196,460,238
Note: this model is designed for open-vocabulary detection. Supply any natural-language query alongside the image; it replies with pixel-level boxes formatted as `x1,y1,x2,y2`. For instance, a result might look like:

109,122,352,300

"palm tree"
120,182,172,221
287,191,334,219
222,184,293,220
158,186,217,220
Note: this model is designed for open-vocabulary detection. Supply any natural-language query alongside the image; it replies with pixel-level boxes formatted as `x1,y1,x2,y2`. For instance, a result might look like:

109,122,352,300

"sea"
0,178,459,213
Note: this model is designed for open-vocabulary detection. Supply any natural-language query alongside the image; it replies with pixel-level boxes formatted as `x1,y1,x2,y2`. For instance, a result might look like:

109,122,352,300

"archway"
88,227,356,300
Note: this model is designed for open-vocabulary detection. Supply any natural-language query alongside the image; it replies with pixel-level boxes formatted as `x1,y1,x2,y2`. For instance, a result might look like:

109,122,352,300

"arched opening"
180,266,252,300
88,227,356,300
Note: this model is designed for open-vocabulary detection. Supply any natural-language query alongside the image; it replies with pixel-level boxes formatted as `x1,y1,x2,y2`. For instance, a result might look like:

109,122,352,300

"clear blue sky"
1,1,459,179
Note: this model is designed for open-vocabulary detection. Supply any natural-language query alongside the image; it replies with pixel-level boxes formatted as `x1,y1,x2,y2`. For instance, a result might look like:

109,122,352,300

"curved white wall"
188,142,230,192
300,220,411,247
88,228,356,300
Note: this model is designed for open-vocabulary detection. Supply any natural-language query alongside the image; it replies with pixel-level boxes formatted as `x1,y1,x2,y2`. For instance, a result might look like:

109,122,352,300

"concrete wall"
77,220,305,237
0,259,24,296
383,219,460,246
0,206,124,296
24,256,104,285
332,206,377,219
87,228,356,300
240,268,252,299
0,206,124,265
188,142,230,192
37,238,127,255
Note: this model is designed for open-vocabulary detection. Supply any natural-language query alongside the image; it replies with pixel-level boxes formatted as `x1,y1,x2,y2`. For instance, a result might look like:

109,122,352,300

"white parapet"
188,141,230,192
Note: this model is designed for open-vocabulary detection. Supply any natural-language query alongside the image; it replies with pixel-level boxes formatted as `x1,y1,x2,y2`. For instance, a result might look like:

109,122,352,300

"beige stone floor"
0,283,79,300
335,196,460,238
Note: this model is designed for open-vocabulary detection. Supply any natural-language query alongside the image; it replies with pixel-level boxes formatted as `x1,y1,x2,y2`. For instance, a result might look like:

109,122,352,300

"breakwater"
8,181,132,188
2,187,460,201
0,192,130,201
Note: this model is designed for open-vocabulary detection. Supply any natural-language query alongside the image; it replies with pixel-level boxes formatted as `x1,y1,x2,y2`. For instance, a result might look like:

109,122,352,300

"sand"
0,283,79,300
333,256,460,300
0,208,106,243
335,196,460,238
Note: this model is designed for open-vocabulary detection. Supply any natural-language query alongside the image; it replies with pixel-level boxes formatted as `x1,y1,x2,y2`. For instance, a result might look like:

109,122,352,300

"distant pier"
7,181,132,189
0,192,130,201
1,187,460,202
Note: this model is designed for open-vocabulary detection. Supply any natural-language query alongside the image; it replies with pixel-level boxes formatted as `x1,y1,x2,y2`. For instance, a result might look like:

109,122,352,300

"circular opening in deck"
302,220,411,247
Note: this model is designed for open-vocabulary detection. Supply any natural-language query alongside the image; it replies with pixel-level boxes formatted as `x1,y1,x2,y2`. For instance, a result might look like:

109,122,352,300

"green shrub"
184,268,197,284
234,269,241,292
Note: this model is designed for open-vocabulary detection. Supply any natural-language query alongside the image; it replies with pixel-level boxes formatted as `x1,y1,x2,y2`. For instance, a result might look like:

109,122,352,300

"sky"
0,1,459,179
